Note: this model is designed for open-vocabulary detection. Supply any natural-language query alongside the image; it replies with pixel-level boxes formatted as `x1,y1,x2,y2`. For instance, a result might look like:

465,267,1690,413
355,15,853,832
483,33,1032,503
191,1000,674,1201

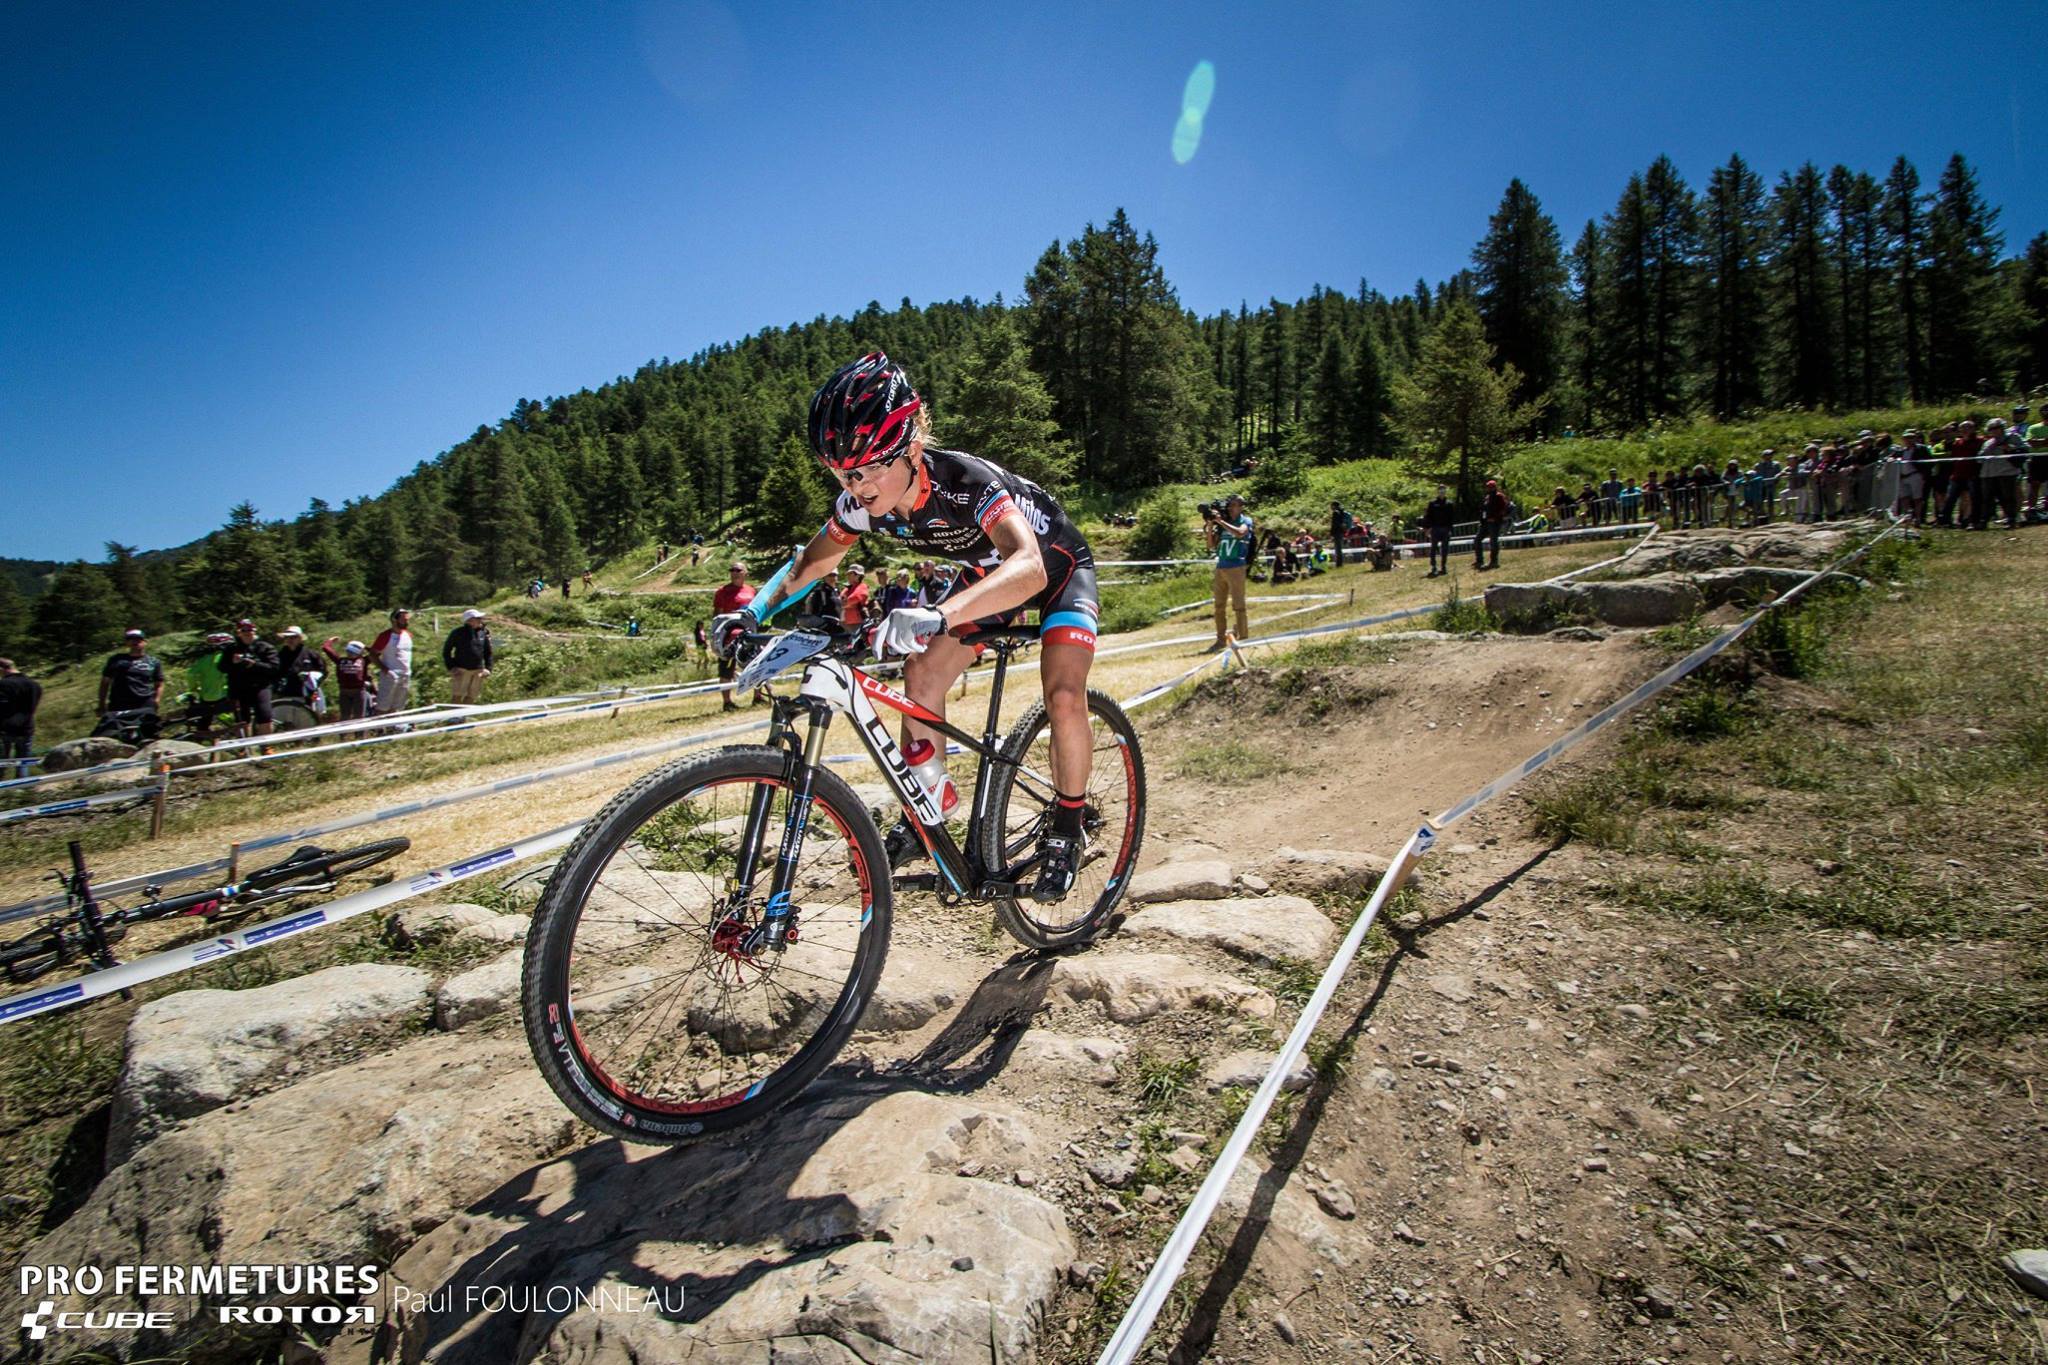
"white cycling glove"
875,606,947,658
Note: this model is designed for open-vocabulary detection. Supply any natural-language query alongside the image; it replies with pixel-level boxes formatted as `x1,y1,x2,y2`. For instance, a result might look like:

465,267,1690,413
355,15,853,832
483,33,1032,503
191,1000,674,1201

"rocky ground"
7,524,2044,1364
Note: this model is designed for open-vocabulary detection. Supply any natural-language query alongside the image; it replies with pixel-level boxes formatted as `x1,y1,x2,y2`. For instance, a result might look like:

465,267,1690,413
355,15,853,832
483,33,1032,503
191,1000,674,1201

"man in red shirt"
838,562,871,631
711,562,755,711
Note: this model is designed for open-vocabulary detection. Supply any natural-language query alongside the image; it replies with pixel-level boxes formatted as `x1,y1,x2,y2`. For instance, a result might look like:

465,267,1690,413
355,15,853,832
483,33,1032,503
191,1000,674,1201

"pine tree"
1883,157,1927,400
1392,299,1541,505
1349,321,1392,457
0,576,27,657
101,542,163,634
1925,153,2003,395
588,438,646,557
1769,164,1835,408
1472,178,1566,410
1259,299,1292,448
180,503,297,627
1642,156,1699,419
403,484,480,606
33,562,125,662
531,460,584,580
2016,231,2048,391
1306,331,1351,462
348,497,404,610
942,311,1078,489
472,440,541,586
1023,241,1084,453
753,434,832,548
1698,155,1767,417
1825,167,1888,405
1231,302,1253,452
1604,174,1655,426
1565,220,1607,429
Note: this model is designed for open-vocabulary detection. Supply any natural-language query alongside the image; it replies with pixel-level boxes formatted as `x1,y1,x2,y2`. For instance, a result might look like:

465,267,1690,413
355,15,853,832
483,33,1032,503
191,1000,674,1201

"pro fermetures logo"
15,1262,380,1341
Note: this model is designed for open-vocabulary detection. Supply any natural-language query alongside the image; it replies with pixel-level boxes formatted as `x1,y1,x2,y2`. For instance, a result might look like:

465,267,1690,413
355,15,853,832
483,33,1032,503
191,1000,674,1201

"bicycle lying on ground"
0,837,411,986
523,615,1147,1144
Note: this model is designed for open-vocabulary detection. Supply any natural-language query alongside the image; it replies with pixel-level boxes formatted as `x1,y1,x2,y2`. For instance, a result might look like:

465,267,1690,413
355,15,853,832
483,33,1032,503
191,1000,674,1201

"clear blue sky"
4,0,2041,561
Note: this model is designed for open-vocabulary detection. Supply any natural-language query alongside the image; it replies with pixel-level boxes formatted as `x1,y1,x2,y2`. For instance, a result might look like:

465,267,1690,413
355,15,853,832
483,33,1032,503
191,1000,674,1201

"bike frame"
732,636,1049,944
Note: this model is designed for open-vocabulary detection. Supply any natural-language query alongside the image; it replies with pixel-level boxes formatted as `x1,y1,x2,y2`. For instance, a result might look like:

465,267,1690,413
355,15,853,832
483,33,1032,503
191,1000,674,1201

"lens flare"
1173,60,1215,164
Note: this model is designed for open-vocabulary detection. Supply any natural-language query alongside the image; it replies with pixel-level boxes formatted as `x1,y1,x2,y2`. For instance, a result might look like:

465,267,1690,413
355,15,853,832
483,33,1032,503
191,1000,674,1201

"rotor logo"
21,1300,52,1340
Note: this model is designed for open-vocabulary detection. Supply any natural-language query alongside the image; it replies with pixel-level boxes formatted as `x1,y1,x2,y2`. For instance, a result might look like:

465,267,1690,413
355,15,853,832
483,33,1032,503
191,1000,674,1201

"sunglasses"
834,450,907,489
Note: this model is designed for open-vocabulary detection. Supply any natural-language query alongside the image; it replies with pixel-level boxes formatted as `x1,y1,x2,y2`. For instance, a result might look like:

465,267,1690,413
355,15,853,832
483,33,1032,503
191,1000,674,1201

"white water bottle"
902,738,959,816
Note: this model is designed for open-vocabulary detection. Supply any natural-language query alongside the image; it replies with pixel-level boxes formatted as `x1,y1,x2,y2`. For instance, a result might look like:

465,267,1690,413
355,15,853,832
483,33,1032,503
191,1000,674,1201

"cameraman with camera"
1204,493,1255,652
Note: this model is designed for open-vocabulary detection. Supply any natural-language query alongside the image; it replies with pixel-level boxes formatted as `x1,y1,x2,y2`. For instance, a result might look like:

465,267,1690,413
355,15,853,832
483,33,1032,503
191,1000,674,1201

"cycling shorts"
232,688,273,725
937,544,1099,651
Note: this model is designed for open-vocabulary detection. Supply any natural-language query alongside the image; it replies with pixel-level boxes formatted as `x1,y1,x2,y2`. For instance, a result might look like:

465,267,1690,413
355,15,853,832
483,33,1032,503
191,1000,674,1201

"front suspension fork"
734,704,830,954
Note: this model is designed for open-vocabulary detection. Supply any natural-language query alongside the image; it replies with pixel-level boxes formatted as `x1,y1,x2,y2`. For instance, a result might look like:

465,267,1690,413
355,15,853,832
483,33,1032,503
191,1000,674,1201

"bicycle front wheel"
978,688,1147,951
522,746,892,1144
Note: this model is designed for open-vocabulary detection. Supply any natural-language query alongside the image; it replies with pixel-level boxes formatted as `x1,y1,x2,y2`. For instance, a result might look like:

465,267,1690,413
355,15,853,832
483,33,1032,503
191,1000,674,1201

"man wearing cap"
711,563,755,712
443,610,495,705
272,626,326,710
1475,479,1510,570
1975,417,2026,531
321,636,374,720
221,619,280,737
370,609,415,715
1207,493,1255,650
98,628,165,722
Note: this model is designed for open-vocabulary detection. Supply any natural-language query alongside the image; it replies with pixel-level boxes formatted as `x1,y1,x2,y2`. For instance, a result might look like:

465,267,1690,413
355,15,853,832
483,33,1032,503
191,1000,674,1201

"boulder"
433,948,524,1030
1122,895,1335,965
132,738,208,766
1205,1049,1315,1093
107,963,434,1165
452,916,527,946
859,975,958,1032
1573,575,1706,627
1482,582,1579,625
24,1035,579,1361
37,736,134,771
1049,951,1275,1023
330,1091,1074,1365
1692,565,1864,607
1253,847,1396,897
1127,858,1235,904
1008,1030,1127,1085
385,902,502,948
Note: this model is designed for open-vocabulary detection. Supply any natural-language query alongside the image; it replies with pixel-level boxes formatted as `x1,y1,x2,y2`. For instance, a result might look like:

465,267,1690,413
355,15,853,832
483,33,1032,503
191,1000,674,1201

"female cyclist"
712,352,1099,902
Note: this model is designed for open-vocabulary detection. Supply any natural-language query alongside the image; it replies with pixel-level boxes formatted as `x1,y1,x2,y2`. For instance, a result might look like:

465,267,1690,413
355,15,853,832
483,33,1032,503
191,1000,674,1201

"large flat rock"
1049,951,1275,1023
107,962,434,1165
25,1034,578,1361
1122,895,1335,965
1127,858,1235,904
1253,846,1398,896
433,947,524,1030
330,1090,1074,1365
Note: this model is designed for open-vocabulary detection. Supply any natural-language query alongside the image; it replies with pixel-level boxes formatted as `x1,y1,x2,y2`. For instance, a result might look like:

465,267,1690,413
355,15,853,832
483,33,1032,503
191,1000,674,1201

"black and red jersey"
823,447,1093,572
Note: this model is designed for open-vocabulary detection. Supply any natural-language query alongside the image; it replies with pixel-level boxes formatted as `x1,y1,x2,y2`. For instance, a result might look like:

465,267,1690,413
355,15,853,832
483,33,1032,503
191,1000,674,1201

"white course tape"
1545,525,1659,584
0,823,583,1026
1098,825,1432,1365
0,781,166,826
1097,519,1906,1363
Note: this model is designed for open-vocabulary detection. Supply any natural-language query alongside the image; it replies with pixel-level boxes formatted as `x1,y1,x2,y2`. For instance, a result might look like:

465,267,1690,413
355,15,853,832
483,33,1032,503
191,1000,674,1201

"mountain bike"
0,837,411,985
522,615,1147,1144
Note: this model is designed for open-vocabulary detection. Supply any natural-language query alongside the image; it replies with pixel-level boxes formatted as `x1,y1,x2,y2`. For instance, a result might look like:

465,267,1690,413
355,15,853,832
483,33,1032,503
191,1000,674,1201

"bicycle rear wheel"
0,917,128,984
978,688,1147,951
522,746,891,1144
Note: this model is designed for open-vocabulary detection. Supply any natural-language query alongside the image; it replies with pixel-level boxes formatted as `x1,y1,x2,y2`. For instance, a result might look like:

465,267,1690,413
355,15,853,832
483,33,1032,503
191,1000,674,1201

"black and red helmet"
808,352,922,470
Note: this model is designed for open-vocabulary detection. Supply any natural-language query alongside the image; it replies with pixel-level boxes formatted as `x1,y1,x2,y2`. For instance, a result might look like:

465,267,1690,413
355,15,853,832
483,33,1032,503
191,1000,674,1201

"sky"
4,0,2042,561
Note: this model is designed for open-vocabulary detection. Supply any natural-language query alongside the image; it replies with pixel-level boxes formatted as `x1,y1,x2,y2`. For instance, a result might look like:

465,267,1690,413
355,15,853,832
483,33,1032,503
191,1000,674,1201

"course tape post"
0,823,584,1026
1096,519,1906,1364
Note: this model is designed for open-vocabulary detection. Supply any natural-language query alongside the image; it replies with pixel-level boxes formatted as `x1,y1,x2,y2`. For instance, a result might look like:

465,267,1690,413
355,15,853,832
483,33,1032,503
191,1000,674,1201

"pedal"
892,872,939,892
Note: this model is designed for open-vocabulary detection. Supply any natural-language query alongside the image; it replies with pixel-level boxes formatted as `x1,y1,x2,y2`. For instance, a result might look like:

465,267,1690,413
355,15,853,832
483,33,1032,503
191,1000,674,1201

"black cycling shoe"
883,815,925,871
1031,833,1079,904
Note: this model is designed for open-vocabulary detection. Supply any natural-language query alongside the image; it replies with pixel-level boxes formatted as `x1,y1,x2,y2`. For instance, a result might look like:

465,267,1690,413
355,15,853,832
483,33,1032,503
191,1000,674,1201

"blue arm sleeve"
747,551,822,624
